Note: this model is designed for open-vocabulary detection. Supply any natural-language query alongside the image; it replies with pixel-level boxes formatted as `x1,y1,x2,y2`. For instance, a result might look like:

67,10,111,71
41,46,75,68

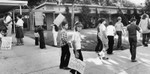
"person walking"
115,17,124,50
4,12,13,36
70,22,83,74
95,18,108,60
127,18,141,62
139,13,150,47
52,24,59,47
59,22,70,69
15,14,24,45
106,21,116,54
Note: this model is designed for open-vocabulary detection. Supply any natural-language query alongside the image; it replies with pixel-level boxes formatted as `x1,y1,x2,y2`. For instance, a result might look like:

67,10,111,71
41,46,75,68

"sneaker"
131,60,137,62
102,57,109,60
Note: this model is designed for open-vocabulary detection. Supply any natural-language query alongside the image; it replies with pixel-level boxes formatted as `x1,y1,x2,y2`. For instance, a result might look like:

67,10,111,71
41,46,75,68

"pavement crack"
24,65,59,74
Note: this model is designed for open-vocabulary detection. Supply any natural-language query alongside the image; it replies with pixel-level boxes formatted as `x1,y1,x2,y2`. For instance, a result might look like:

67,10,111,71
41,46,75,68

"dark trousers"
142,33,150,46
129,36,137,60
70,50,83,74
116,31,122,49
38,30,46,49
107,36,114,54
35,37,39,45
60,44,70,68
95,35,103,53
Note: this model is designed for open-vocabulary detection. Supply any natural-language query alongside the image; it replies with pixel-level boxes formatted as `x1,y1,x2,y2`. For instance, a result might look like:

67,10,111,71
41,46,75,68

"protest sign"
1,37,12,50
35,12,44,26
53,13,65,26
68,57,86,74
68,47,86,74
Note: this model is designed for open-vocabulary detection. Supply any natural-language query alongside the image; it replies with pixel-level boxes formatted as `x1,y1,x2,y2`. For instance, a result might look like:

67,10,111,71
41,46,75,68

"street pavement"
0,35,150,74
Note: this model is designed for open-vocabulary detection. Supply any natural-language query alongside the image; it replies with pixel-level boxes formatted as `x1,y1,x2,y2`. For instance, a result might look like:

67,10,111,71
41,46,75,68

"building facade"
30,2,142,30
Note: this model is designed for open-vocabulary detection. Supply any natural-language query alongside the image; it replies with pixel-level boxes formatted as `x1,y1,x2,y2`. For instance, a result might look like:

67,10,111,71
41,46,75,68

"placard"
68,47,86,74
68,57,86,74
1,37,12,50
53,13,65,26
35,12,44,26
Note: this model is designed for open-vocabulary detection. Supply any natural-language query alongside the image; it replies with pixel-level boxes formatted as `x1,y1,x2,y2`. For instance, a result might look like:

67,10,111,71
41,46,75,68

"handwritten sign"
68,57,86,74
35,12,44,26
68,47,86,74
1,37,12,50
53,13,65,26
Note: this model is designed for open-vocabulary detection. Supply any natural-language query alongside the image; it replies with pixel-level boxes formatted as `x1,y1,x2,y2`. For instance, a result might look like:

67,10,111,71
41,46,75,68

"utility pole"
71,0,76,29
71,3,75,29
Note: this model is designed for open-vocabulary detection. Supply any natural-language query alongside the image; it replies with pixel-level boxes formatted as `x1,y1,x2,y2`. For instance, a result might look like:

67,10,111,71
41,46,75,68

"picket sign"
53,13,65,26
1,37,12,50
68,47,86,74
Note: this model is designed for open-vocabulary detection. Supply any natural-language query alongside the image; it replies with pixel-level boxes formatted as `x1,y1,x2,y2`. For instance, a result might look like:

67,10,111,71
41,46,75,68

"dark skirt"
16,27,24,38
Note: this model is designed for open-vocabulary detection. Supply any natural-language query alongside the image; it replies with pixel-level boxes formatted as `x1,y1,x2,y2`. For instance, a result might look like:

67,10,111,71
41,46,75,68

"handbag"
147,18,150,29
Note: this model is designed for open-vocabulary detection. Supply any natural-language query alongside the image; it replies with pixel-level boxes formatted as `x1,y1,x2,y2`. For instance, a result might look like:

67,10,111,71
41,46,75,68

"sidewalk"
0,36,150,74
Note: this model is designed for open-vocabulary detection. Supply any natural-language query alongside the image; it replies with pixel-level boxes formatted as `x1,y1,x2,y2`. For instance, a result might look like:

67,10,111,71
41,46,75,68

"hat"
75,22,83,27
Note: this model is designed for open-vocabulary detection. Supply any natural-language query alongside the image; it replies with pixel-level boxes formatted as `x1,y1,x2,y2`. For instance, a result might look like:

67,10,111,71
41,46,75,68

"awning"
0,1,28,13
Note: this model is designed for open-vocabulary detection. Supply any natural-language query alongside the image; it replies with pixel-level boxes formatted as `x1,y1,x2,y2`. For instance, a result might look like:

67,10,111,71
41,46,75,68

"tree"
117,8,129,26
145,0,150,14
127,9,132,21
65,7,72,29
28,0,43,8
80,6,91,28
132,8,140,25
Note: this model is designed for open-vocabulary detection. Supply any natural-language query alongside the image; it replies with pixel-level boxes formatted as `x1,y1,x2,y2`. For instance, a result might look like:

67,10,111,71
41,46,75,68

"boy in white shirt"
106,21,116,54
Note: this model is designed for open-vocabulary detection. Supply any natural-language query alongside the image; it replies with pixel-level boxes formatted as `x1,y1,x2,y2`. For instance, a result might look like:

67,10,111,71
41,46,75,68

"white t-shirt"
115,22,124,31
4,15,12,25
106,25,116,36
139,18,150,33
72,31,82,50
98,23,108,45
16,19,24,26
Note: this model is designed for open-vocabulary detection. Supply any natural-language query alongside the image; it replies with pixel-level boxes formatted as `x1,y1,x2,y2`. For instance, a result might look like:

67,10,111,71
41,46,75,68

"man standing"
115,17,124,50
4,12,12,36
127,18,141,62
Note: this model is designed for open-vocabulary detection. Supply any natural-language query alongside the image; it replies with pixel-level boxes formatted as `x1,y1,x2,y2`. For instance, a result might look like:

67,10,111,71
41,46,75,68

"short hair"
17,14,22,19
117,17,122,21
61,21,67,27
109,21,113,25
130,18,137,22
98,18,105,24
142,14,147,19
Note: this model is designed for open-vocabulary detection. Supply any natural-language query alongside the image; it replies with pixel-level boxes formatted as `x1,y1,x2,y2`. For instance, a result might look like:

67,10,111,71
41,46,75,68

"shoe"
107,53,113,55
63,67,71,70
59,66,65,69
102,57,109,60
131,60,137,62
143,44,148,47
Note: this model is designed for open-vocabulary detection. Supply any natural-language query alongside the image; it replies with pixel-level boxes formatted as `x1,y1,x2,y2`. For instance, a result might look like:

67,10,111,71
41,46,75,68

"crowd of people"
50,13,150,74
0,12,24,46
